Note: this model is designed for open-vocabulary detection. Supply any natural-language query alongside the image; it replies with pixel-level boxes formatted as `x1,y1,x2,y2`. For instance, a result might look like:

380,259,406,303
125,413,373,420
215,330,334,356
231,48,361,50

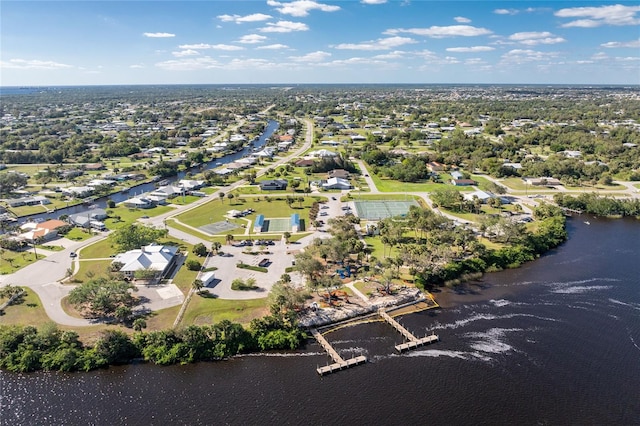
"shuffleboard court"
199,221,241,235
353,200,419,220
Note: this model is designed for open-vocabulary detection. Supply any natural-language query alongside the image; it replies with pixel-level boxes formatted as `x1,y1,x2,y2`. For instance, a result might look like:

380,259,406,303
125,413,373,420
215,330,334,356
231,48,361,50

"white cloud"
386,25,492,38
178,43,244,51
129,64,145,69
601,39,640,48
290,51,331,62
238,34,268,44
256,44,289,50
500,49,559,65
556,4,640,27
156,57,220,71
361,0,387,4
372,50,406,59
143,32,175,38
446,46,495,52
494,8,518,15
267,0,340,17
0,59,73,69
454,16,471,23
218,13,272,23
172,49,200,57
333,36,416,50
259,20,309,33
509,31,565,45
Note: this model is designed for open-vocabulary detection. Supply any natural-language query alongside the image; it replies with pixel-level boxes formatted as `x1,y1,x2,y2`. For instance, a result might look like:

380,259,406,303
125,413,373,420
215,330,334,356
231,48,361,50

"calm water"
1,218,639,425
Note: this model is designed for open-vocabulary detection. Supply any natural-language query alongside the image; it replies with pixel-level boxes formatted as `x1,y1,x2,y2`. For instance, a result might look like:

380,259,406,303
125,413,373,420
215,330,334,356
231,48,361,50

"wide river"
1,217,639,425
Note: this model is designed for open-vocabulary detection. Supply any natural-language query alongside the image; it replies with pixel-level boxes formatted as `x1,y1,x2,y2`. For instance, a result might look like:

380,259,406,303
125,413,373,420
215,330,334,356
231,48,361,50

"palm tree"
226,234,234,245
192,279,204,294
212,241,222,254
218,192,225,203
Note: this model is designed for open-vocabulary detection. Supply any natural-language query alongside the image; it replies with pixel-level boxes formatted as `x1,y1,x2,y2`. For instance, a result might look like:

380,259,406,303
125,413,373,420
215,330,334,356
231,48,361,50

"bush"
186,259,202,271
192,243,208,257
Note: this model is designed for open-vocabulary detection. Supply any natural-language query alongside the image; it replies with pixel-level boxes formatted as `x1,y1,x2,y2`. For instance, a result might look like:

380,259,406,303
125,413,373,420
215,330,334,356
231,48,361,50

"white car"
320,212,328,216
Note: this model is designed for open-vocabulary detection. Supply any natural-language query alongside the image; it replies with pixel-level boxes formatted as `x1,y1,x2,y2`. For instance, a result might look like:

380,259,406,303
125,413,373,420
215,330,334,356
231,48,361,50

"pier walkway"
378,309,439,352
311,329,367,376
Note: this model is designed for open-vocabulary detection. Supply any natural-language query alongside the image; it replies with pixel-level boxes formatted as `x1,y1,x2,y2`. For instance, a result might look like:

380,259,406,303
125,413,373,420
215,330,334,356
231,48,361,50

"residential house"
112,244,179,280
123,197,155,209
322,177,352,190
328,169,350,179
19,219,67,243
68,208,108,230
294,158,315,167
427,161,446,172
7,196,51,208
259,179,288,191
524,177,562,186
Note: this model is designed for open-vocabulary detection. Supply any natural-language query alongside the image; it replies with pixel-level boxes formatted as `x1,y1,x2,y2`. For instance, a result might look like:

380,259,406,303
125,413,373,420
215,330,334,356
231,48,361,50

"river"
1,217,639,425
21,120,279,223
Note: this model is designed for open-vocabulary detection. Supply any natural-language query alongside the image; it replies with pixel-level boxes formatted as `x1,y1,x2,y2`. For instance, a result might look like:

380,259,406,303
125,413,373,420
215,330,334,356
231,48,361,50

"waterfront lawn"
0,250,44,274
182,296,269,327
167,195,200,206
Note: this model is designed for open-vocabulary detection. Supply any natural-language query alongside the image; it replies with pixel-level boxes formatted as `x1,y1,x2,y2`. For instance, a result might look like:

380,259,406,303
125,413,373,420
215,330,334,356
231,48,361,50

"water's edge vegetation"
0,205,569,373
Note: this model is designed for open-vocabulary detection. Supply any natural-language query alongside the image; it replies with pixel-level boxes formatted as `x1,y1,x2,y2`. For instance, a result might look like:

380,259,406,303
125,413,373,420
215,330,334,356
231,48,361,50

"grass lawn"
144,305,182,330
36,244,64,252
105,205,175,229
370,173,472,193
0,288,52,327
0,250,44,274
74,260,113,282
65,227,95,241
79,238,118,259
479,237,506,250
181,296,269,327
501,178,529,191
346,193,422,202
167,195,201,206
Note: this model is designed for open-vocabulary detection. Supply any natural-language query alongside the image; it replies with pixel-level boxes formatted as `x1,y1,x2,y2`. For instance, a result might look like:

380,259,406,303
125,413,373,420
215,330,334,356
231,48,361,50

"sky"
1,1,639,86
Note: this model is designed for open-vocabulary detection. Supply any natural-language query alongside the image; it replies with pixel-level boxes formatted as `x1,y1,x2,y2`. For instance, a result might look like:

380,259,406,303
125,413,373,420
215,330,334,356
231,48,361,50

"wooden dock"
311,329,367,376
378,309,439,353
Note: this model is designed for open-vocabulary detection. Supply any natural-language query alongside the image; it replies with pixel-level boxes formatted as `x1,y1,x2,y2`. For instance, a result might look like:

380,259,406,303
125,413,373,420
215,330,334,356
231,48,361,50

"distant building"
322,177,352,190
328,169,350,179
260,179,288,191
451,179,477,186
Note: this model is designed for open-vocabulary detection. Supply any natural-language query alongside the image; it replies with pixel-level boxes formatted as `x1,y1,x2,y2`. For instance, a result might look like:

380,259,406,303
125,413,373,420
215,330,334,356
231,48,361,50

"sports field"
353,200,418,220
199,221,240,235
262,218,291,232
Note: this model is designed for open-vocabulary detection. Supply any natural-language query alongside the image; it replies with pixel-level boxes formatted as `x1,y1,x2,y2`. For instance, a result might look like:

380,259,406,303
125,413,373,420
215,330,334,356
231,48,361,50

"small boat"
584,221,590,225
158,179,170,186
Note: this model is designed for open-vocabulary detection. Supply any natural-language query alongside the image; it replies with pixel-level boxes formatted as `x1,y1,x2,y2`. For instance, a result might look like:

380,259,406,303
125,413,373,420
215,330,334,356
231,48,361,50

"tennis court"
262,218,291,233
353,200,419,220
199,220,240,235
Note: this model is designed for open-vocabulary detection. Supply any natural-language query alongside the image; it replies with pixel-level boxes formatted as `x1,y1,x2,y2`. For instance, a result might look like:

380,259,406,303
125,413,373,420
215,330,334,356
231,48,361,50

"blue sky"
1,1,639,85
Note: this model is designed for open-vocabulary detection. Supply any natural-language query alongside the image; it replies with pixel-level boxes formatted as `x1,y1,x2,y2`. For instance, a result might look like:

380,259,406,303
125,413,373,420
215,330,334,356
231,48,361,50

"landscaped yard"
0,288,52,327
105,205,175,229
369,173,473,193
0,250,44,274
181,296,269,327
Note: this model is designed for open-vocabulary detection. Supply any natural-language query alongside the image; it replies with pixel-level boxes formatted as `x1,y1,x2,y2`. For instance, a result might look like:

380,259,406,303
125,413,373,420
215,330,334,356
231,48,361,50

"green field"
181,296,268,327
369,173,473,193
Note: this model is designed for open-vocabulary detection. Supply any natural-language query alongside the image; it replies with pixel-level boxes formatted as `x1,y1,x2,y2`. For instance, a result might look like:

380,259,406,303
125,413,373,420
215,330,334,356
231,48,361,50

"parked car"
69,252,77,258
320,212,328,216
258,258,270,267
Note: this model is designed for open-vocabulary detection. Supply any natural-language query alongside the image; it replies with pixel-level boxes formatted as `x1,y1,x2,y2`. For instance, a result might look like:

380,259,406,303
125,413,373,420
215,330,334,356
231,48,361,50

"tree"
110,224,167,252
67,277,137,320
227,193,235,204
212,241,222,254
192,242,207,257
114,306,133,324
283,231,291,244
0,173,28,196
226,234,234,245
218,192,225,203
132,318,147,332
192,279,204,293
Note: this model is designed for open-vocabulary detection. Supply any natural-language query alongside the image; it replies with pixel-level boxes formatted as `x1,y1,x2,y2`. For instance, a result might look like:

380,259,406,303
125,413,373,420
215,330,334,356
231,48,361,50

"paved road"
0,234,106,326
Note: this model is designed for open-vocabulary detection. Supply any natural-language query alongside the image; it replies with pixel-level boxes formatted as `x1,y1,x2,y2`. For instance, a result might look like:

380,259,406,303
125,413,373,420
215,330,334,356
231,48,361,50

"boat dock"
378,309,439,353
311,329,367,376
